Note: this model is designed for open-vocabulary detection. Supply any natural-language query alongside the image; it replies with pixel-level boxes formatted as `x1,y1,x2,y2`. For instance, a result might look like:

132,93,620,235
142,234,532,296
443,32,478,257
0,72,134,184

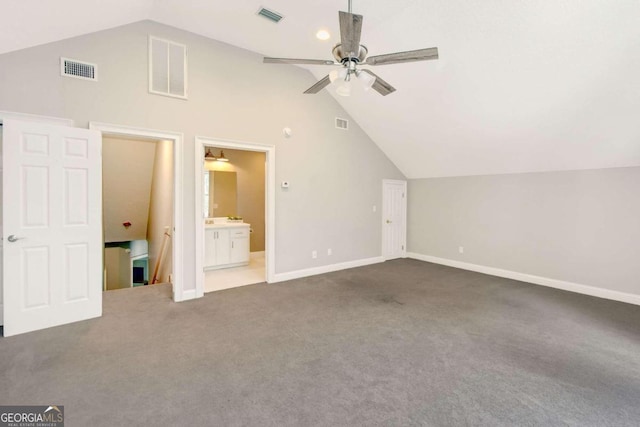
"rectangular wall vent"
257,7,284,23
60,57,97,81
335,117,349,130
149,36,188,100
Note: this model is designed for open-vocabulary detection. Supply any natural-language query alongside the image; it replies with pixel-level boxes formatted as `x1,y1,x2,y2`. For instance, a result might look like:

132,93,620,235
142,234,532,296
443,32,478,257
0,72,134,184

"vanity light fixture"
216,150,229,162
204,148,217,161
204,148,230,162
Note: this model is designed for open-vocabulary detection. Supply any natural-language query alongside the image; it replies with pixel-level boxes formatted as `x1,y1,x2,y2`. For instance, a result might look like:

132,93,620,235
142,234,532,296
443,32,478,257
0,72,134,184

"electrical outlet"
312,250,317,259
327,248,332,256
458,246,464,254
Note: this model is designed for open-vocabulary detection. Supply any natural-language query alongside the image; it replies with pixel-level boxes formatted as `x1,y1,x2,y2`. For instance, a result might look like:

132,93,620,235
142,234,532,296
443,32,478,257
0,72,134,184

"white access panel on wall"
2,119,102,336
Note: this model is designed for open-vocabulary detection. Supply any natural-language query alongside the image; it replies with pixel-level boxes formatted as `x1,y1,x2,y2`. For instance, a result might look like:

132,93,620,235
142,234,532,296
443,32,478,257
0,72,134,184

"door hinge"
402,193,405,198
402,245,404,250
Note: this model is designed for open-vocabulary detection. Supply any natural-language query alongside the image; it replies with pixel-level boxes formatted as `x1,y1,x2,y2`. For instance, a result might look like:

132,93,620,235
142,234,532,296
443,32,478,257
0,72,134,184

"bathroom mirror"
203,171,237,218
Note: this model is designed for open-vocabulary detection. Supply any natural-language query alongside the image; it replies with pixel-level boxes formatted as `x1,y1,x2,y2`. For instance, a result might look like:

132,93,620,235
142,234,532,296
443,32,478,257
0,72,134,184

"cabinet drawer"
230,229,249,238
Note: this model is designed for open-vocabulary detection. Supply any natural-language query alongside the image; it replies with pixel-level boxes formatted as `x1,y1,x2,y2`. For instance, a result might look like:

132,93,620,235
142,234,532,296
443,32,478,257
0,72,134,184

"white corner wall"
0,20,404,291
147,139,173,283
408,166,640,303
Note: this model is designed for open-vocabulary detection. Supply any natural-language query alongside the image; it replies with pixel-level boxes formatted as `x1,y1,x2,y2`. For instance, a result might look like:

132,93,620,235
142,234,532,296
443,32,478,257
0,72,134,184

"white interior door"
382,179,407,260
3,119,102,337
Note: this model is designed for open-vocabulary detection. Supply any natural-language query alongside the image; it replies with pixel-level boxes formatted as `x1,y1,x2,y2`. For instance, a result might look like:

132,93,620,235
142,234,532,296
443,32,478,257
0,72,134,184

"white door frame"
89,122,187,301
0,110,74,127
0,111,77,326
194,136,275,297
382,179,407,260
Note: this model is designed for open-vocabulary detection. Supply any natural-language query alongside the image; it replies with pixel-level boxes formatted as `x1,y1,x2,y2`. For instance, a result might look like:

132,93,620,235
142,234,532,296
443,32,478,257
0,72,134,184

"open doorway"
90,122,185,301
202,146,266,292
195,137,275,296
0,114,187,336
101,135,173,291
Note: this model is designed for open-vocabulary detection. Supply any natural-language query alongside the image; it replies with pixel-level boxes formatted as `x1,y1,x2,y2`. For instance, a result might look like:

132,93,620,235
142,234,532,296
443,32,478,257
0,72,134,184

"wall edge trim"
272,256,385,283
407,252,640,306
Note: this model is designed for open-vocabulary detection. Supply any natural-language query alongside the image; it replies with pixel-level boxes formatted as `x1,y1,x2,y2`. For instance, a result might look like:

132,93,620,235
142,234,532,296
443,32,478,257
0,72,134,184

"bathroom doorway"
194,137,275,296
201,146,266,292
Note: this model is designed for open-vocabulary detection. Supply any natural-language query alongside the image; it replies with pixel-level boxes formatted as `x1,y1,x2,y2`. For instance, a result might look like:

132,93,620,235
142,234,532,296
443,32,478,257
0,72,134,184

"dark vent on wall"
335,117,349,130
60,57,97,81
257,7,284,23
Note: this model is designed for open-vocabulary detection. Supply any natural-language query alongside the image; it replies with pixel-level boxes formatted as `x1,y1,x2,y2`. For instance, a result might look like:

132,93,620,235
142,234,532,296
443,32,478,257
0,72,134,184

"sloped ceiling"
2,0,639,178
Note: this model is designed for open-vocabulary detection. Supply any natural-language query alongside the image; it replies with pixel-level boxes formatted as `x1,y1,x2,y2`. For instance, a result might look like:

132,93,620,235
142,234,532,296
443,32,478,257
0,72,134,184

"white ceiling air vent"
335,117,349,130
60,57,97,81
257,7,284,23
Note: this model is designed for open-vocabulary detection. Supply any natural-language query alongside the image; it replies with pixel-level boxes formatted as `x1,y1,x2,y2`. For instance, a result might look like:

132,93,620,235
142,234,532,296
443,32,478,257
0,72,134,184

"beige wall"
147,139,173,283
211,171,237,217
103,136,156,242
105,247,131,290
0,20,405,288
408,166,640,296
206,149,266,252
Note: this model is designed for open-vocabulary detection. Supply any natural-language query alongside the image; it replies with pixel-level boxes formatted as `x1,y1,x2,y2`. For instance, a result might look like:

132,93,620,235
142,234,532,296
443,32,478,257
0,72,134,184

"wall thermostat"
281,181,290,188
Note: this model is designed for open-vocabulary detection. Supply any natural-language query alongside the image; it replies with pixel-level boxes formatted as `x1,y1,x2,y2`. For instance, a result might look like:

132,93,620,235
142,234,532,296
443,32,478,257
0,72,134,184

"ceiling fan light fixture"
262,0,438,96
329,68,348,83
357,70,376,91
336,81,352,96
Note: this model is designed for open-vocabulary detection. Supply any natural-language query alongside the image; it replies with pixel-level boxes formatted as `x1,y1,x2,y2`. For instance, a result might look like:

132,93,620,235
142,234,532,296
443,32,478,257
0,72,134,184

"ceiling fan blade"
264,57,336,65
339,11,363,57
365,47,439,66
361,70,396,96
303,75,332,94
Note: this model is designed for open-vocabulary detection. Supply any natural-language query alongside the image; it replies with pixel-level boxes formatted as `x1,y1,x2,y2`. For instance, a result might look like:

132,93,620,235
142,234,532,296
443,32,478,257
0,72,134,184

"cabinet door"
204,229,217,267
230,237,250,264
215,229,231,265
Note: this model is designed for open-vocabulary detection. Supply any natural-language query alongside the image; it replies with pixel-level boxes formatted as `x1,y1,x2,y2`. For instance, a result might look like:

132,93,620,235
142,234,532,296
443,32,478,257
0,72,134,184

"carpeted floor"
1,259,639,426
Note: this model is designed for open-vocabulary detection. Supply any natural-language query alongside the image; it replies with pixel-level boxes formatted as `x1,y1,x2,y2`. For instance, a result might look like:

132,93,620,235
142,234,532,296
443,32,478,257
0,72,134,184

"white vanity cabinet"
229,227,250,264
204,223,250,270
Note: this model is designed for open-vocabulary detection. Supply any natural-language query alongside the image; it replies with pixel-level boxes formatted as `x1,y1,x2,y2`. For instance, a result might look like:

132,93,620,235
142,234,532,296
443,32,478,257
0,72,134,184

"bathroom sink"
207,217,243,224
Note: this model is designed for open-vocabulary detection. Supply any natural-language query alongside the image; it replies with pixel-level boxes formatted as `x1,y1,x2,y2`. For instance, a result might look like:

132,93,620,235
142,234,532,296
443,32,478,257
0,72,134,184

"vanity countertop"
205,222,250,229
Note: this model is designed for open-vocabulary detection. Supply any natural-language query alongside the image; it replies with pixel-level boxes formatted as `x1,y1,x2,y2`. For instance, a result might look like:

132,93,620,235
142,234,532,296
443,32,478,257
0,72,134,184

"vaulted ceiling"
2,0,640,178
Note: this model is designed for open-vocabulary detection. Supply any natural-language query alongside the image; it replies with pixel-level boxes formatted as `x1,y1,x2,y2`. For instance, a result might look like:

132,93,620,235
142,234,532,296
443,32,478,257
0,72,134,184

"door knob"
7,235,23,243
386,220,392,224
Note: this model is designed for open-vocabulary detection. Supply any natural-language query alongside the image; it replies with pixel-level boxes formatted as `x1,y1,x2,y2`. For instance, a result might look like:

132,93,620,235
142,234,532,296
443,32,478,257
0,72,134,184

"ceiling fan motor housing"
333,44,368,63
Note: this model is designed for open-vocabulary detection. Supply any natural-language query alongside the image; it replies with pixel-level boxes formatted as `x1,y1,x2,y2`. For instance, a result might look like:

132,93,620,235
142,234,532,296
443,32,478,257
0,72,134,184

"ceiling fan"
263,0,439,96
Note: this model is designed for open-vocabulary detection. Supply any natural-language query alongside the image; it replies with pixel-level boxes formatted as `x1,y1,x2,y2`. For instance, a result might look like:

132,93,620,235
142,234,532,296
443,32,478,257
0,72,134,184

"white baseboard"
0,303,3,325
176,288,199,302
407,252,640,306
272,256,385,283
